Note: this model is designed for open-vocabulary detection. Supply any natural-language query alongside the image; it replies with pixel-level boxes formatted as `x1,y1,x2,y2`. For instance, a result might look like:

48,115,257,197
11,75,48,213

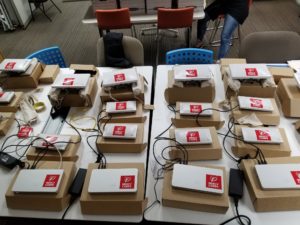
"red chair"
95,8,136,37
156,7,194,64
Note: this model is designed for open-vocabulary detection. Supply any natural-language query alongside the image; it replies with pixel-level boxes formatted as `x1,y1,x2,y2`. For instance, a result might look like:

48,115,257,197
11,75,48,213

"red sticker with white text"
42,136,58,147
245,68,258,76
206,174,222,190
185,69,198,77
255,130,271,141
116,102,127,110
291,171,300,185
190,104,202,113
0,92,4,98
63,78,75,86
5,62,16,70
17,126,33,138
186,131,200,142
113,126,126,136
43,174,60,187
119,175,135,189
250,98,263,109
114,73,126,82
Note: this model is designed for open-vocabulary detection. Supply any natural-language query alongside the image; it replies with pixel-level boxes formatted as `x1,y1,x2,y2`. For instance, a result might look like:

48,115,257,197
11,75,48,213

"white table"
144,65,300,225
0,66,153,223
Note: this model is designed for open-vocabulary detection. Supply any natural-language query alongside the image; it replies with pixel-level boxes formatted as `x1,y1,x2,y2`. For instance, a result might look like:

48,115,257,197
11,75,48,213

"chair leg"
50,0,62,13
187,27,191,48
40,2,52,21
28,1,35,21
209,18,221,44
131,25,137,38
98,28,103,37
156,28,160,66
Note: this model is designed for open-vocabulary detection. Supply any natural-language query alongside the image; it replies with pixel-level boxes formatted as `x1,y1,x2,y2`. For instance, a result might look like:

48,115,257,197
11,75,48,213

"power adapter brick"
68,168,87,196
229,168,244,199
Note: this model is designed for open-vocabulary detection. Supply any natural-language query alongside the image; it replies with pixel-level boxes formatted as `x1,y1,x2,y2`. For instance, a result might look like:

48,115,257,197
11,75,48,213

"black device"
229,168,244,199
0,152,24,169
68,168,87,196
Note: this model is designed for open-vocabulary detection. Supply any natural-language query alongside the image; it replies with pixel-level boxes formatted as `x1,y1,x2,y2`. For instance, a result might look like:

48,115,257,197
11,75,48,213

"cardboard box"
70,64,99,78
232,125,291,158
26,135,81,162
96,123,147,153
164,71,215,104
80,163,147,215
171,102,224,129
48,76,98,107
168,127,222,161
100,101,146,123
100,75,145,103
220,58,247,76
294,120,300,132
0,51,4,62
39,65,60,84
0,112,14,136
241,157,300,212
0,92,23,113
5,161,76,211
0,62,43,89
277,78,300,117
162,164,229,213
268,67,294,84
230,97,280,126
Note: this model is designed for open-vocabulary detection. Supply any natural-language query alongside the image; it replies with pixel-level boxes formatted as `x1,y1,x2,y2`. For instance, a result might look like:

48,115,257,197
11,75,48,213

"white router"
103,123,138,139
229,64,272,80
241,127,283,144
0,59,32,73
0,92,15,104
102,68,138,87
179,102,213,116
175,128,212,145
173,65,212,81
238,96,273,112
88,168,138,193
106,101,137,114
32,134,71,151
52,73,90,89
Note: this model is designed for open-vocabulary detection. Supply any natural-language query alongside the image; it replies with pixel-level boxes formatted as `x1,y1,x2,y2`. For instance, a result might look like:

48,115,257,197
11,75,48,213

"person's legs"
218,14,239,59
196,12,211,47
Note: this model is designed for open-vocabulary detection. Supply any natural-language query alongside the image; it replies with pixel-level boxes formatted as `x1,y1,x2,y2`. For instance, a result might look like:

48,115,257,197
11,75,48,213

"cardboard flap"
70,64,98,76
144,104,154,110
294,120,300,132
164,89,170,103
39,65,59,84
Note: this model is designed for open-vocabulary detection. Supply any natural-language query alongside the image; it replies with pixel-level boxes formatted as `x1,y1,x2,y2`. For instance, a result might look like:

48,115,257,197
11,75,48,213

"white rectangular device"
12,169,64,193
174,128,212,145
255,164,300,189
238,96,273,112
229,64,272,80
172,164,224,194
103,123,138,139
179,102,213,116
32,134,71,151
52,73,90,89
0,92,15,104
0,59,32,72
102,68,138,87
294,72,300,88
106,101,137,114
173,65,212,81
241,127,283,144
88,168,138,193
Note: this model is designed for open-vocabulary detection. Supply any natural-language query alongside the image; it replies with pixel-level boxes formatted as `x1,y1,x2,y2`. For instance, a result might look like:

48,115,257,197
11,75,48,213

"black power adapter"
229,168,244,200
68,168,87,196
0,152,24,170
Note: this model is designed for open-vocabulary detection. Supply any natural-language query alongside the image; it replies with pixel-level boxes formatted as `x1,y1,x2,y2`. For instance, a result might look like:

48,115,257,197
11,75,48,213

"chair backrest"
26,46,66,68
157,7,194,29
239,31,300,63
166,48,213,64
95,8,131,30
97,36,144,66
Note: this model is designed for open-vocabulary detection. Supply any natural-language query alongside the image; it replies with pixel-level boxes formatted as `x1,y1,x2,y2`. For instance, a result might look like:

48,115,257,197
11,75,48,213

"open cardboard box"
5,161,76,211
277,78,300,117
0,62,43,89
172,102,224,129
70,64,99,79
96,123,147,153
162,164,229,213
39,65,60,84
100,101,146,123
241,157,300,212
232,125,291,158
80,163,147,215
26,135,81,162
220,58,247,77
164,70,215,104
168,127,222,161
230,97,280,126
0,92,23,113
100,75,145,103
0,112,14,136
268,67,294,84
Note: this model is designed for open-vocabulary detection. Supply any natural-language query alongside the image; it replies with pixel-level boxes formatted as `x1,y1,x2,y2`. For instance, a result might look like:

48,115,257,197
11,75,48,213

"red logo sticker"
185,69,198,77
250,98,263,109
43,174,60,188
255,130,271,141
291,171,300,185
5,62,16,70
63,78,75,86
116,102,127,110
190,104,202,113
42,136,58,147
113,126,126,136
245,68,258,76
119,175,135,189
17,126,33,138
186,131,200,142
0,92,4,98
206,174,222,190
114,73,126,82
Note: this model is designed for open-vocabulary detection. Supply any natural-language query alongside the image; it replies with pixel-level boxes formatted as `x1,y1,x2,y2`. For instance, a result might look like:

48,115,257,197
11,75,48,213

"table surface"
0,66,153,223
144,65,300,225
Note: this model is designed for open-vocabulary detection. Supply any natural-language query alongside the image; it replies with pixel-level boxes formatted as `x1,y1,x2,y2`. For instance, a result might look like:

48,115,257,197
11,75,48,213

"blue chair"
26,46,66,68
166,48,213,65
